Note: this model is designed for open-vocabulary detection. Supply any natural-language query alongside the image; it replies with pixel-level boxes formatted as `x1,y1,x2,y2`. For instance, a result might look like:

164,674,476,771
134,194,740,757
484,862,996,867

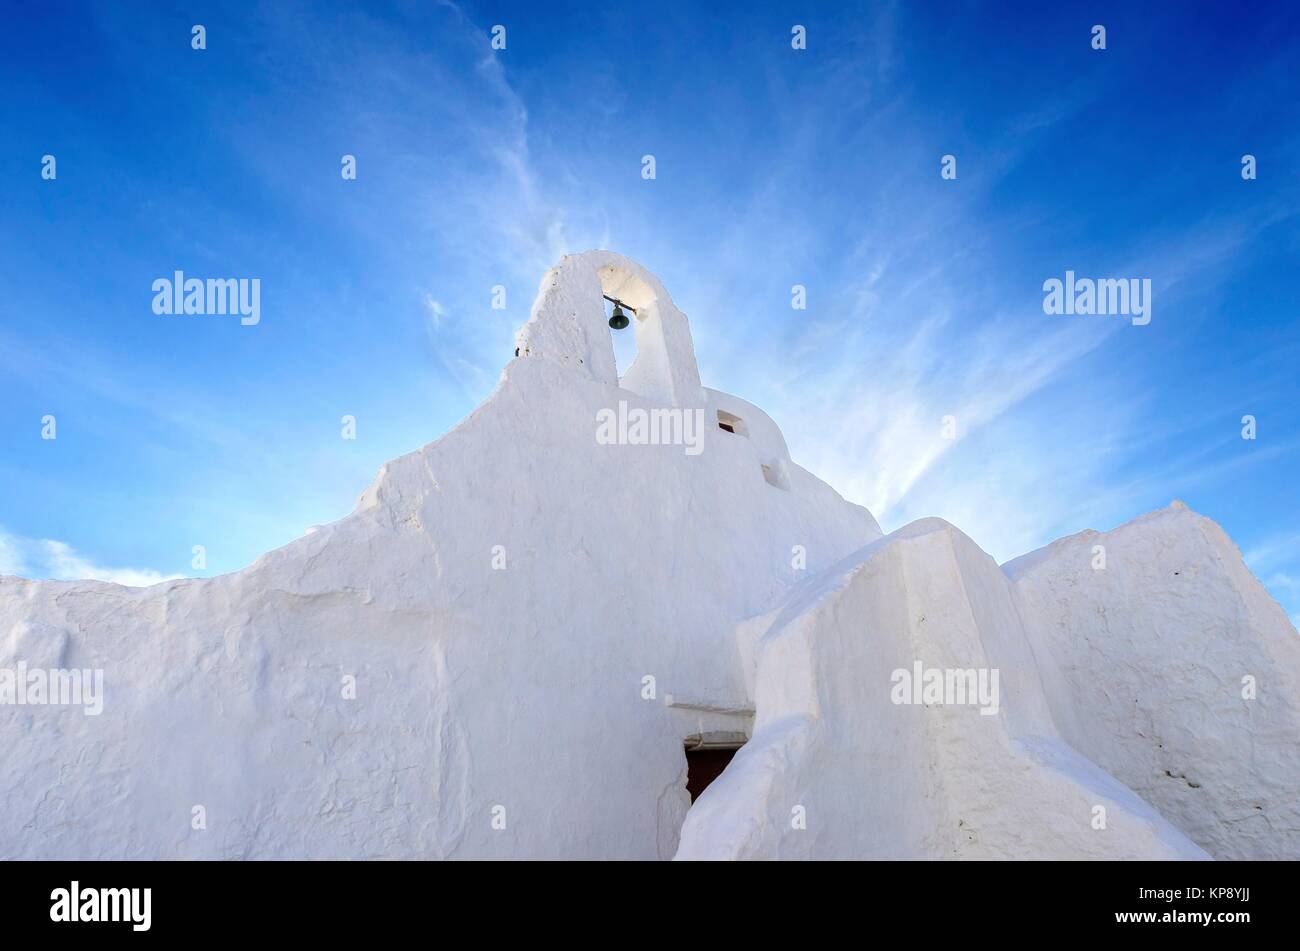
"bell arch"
513,251,703,408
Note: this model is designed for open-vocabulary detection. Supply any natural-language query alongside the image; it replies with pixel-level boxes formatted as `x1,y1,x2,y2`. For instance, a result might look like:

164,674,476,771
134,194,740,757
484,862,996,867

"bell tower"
513,251,704,408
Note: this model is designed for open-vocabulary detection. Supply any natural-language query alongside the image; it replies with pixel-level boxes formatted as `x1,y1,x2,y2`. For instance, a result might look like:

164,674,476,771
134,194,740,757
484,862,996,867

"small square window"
717,410,747,436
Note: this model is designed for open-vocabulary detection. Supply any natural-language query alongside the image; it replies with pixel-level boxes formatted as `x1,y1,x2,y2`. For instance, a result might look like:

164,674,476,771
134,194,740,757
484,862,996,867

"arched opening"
512,251,703,407
603,295,639,380
594,261,678,404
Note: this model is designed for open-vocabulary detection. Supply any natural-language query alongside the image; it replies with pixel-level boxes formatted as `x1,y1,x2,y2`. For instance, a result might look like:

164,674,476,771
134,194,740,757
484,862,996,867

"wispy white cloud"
422,294,447,331
1245,533,1300,573
42,541,183,588
667,52,1290,572
0,529,181,588
781,312,1112,545
0,531,28,577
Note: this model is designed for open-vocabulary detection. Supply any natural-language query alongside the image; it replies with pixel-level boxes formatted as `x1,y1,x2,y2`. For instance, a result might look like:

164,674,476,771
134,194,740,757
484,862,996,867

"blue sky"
1,1,1297,620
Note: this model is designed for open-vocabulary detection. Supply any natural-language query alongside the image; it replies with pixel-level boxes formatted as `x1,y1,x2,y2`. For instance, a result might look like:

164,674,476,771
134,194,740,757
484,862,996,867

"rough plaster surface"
1005,503,1300,859
1,251,1295,860
676,520,1208,860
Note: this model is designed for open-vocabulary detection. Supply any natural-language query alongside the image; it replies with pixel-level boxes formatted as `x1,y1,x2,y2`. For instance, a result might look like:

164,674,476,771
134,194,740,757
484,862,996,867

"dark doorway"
685,747,739,803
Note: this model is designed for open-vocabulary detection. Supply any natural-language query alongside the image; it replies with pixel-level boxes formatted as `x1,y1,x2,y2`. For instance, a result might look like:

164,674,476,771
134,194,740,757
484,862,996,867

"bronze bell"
608,304,630,330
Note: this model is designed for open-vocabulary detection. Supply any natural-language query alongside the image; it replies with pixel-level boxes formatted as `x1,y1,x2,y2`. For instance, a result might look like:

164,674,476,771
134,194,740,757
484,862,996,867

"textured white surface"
1006,502,1300,859
0,252,878,859
1,252,1294,859
675,519,1208,860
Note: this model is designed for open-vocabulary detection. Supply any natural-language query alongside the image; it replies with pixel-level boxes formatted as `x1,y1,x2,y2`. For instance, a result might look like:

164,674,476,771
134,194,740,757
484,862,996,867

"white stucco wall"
676,519,1209,860
1005,502,1300,859
1,251,879,859
1,252,1294,861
